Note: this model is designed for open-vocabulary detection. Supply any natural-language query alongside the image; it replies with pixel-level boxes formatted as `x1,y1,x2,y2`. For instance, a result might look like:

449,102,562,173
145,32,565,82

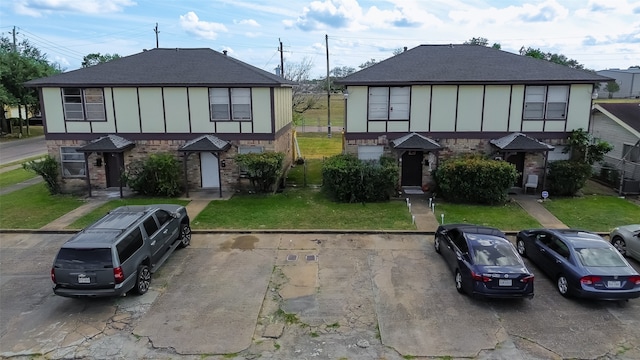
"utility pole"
11,26,17,52
154,23,160,48
325,34,331,138
279,38,284,78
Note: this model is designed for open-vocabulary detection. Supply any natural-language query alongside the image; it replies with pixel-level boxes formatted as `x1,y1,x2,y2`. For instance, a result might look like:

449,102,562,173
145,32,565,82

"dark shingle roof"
490,132,554,151
336,44,611,85
179,135,231,152
25,48,295,87
78,134,135,152
390,132,442,151
595,103,640,134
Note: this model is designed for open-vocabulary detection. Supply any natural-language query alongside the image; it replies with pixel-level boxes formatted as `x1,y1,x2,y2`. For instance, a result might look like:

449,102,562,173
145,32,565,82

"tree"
358,58,377,69
330,66,356,78
563,128,613,165
605,81,620,98
0,37,60,135
464,37,501,49
81,53,121,67
284,57,322,121
519,46,585,69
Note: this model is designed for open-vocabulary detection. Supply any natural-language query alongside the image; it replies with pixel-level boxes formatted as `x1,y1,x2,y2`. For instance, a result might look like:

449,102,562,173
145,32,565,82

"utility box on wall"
622,179,640,194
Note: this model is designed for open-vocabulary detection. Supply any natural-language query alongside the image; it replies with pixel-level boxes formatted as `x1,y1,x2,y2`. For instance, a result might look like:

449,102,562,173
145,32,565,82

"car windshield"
471,240,521,266
576,247,627,267
54,248,113,269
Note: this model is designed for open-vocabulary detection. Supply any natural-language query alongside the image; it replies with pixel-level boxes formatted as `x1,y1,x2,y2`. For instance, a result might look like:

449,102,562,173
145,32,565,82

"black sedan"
434,224,534,299
516,228,640,300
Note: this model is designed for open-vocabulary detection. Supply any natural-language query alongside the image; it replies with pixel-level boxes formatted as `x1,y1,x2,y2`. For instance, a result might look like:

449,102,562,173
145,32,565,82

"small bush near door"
123,153,183,197
434,155,518,205
322,154,398,203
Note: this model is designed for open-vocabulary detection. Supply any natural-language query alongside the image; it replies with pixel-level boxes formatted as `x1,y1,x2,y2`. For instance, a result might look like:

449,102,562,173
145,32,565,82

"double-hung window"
368,87,410,120
524,85,568,120
209,88,252,120
623,144,640,163
60,147,86,178
62,88,105,121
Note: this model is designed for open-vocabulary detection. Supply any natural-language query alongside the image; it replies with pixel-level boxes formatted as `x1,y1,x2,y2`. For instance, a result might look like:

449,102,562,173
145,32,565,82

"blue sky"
1,0,639,78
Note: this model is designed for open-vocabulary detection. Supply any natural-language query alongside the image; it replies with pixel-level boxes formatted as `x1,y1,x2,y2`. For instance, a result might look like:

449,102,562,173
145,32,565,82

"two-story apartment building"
25,48,295,196
336,44,611,192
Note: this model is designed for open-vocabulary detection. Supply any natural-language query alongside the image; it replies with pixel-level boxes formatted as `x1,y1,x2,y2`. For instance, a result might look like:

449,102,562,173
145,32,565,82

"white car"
611,224,640,261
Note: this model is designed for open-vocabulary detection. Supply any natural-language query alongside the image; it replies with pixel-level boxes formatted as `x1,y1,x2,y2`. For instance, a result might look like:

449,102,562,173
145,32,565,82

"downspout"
183,152,189,198
542,151,549,194
119,153,123,198
217,153,222,198
85,154,92,197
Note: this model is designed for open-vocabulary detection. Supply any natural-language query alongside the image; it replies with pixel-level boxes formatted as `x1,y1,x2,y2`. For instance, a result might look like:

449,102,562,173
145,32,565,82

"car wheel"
556,274,569,297
455,270,465,294
516,238,527,258
434,236,441,254
135,265,151,295
178,223,192,248
612,237,626,256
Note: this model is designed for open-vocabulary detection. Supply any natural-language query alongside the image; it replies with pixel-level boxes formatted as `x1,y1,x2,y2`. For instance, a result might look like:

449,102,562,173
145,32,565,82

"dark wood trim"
161,87,167,132
136,87,143,132
186,88,193,133
44,131,284,141
507,85,512,131
454,85,460,132
480,85,486,131
344,131,571,141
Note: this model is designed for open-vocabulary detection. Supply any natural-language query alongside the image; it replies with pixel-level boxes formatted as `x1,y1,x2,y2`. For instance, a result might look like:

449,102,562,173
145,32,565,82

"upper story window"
62,88,105,121
368,87,410,120
623,143,640,163
524,85,569,120
209,88,252,121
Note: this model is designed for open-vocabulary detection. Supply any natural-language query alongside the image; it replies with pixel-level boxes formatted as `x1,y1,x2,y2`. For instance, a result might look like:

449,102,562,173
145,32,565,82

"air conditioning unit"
622,179,640,194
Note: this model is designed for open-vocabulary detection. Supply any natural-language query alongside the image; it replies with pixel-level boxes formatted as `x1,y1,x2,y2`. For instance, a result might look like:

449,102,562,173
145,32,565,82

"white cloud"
235,19,260,27
179,11,228,40
14,0,135,16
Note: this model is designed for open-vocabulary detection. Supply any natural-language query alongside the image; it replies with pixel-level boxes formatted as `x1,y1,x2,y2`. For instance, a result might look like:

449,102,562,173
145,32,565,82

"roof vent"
403,46,407,52
223,50,228,56
449,44,454,48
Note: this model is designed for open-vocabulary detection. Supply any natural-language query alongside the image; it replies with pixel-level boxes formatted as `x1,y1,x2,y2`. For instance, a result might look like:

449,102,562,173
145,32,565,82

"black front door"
507,152,525,187
105,153,123,187
401,151,423,186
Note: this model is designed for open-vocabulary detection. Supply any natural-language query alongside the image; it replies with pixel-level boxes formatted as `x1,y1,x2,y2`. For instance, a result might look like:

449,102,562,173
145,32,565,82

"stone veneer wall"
48,129,293,194
344,137,568,188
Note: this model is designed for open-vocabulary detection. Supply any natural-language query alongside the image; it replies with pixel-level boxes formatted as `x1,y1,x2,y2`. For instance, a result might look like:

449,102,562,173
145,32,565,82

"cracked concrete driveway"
1,232,640,359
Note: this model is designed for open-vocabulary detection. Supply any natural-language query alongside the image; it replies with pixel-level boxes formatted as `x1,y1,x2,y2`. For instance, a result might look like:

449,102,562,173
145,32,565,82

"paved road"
0,135,46,165
2,232,640,360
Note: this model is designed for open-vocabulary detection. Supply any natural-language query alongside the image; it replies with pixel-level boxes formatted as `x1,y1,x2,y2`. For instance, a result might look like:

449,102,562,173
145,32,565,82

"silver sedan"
611,224,640,261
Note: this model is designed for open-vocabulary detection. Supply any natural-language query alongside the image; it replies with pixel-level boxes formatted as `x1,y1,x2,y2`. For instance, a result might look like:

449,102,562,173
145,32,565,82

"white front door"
201,152,220,188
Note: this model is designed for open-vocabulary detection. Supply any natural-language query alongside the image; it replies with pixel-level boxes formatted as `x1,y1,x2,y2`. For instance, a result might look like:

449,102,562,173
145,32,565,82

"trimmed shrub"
236,152,285,193
434,155,518,204
322,154,398,203
23,155,60,194
547,160,592,196
123,153,183,197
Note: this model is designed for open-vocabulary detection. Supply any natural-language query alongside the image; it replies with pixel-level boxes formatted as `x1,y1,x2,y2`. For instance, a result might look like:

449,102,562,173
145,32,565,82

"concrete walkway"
512,194,569,229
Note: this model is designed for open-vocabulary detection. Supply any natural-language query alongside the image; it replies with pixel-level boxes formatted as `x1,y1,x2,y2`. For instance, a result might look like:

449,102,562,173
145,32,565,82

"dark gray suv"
51,204,190,298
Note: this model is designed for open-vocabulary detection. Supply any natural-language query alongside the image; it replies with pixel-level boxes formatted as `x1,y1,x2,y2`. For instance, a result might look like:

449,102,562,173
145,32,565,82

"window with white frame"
523,85,568,120
60,147,86,177
209,88,252,120
62,88,105,121
368,87,410,120
623,143,640,163
357,145,384,162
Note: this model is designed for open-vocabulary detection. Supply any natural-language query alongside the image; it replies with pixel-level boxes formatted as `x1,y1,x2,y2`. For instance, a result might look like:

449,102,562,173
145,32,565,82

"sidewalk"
511,194,568,229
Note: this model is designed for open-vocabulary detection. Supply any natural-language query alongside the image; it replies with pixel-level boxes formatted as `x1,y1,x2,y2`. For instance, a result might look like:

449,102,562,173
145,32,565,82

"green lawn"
543,195,640,232
0,167,38,188
295,132,343,159
435,201,541,231
68,197,191,229
299,94,345,128
0,183,85,229
191,188,414,230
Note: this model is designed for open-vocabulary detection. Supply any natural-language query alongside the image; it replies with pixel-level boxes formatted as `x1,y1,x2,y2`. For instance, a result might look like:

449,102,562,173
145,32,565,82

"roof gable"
337,44,611,85
26,48,295,87
490,132,554,151
390,132,441,150
594,103,640,137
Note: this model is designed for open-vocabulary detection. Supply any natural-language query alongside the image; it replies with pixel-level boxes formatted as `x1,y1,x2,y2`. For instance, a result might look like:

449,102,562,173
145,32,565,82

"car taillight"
629,276,640,285
471,271,491,282
114,267,124,284
50,268,56,283
580,275,602,285
520,275,534,283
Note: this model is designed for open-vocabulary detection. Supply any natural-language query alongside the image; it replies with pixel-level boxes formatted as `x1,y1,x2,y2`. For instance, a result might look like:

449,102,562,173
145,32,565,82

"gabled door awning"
179,134,231,152
77,134,135,153
490,132,554,152
390,132,442,151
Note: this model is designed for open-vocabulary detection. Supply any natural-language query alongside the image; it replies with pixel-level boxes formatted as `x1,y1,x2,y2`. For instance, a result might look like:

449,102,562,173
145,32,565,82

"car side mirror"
171,212,179,219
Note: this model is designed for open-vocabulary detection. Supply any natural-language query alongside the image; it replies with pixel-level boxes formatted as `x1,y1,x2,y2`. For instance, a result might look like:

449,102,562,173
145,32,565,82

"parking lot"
2,232,640,360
